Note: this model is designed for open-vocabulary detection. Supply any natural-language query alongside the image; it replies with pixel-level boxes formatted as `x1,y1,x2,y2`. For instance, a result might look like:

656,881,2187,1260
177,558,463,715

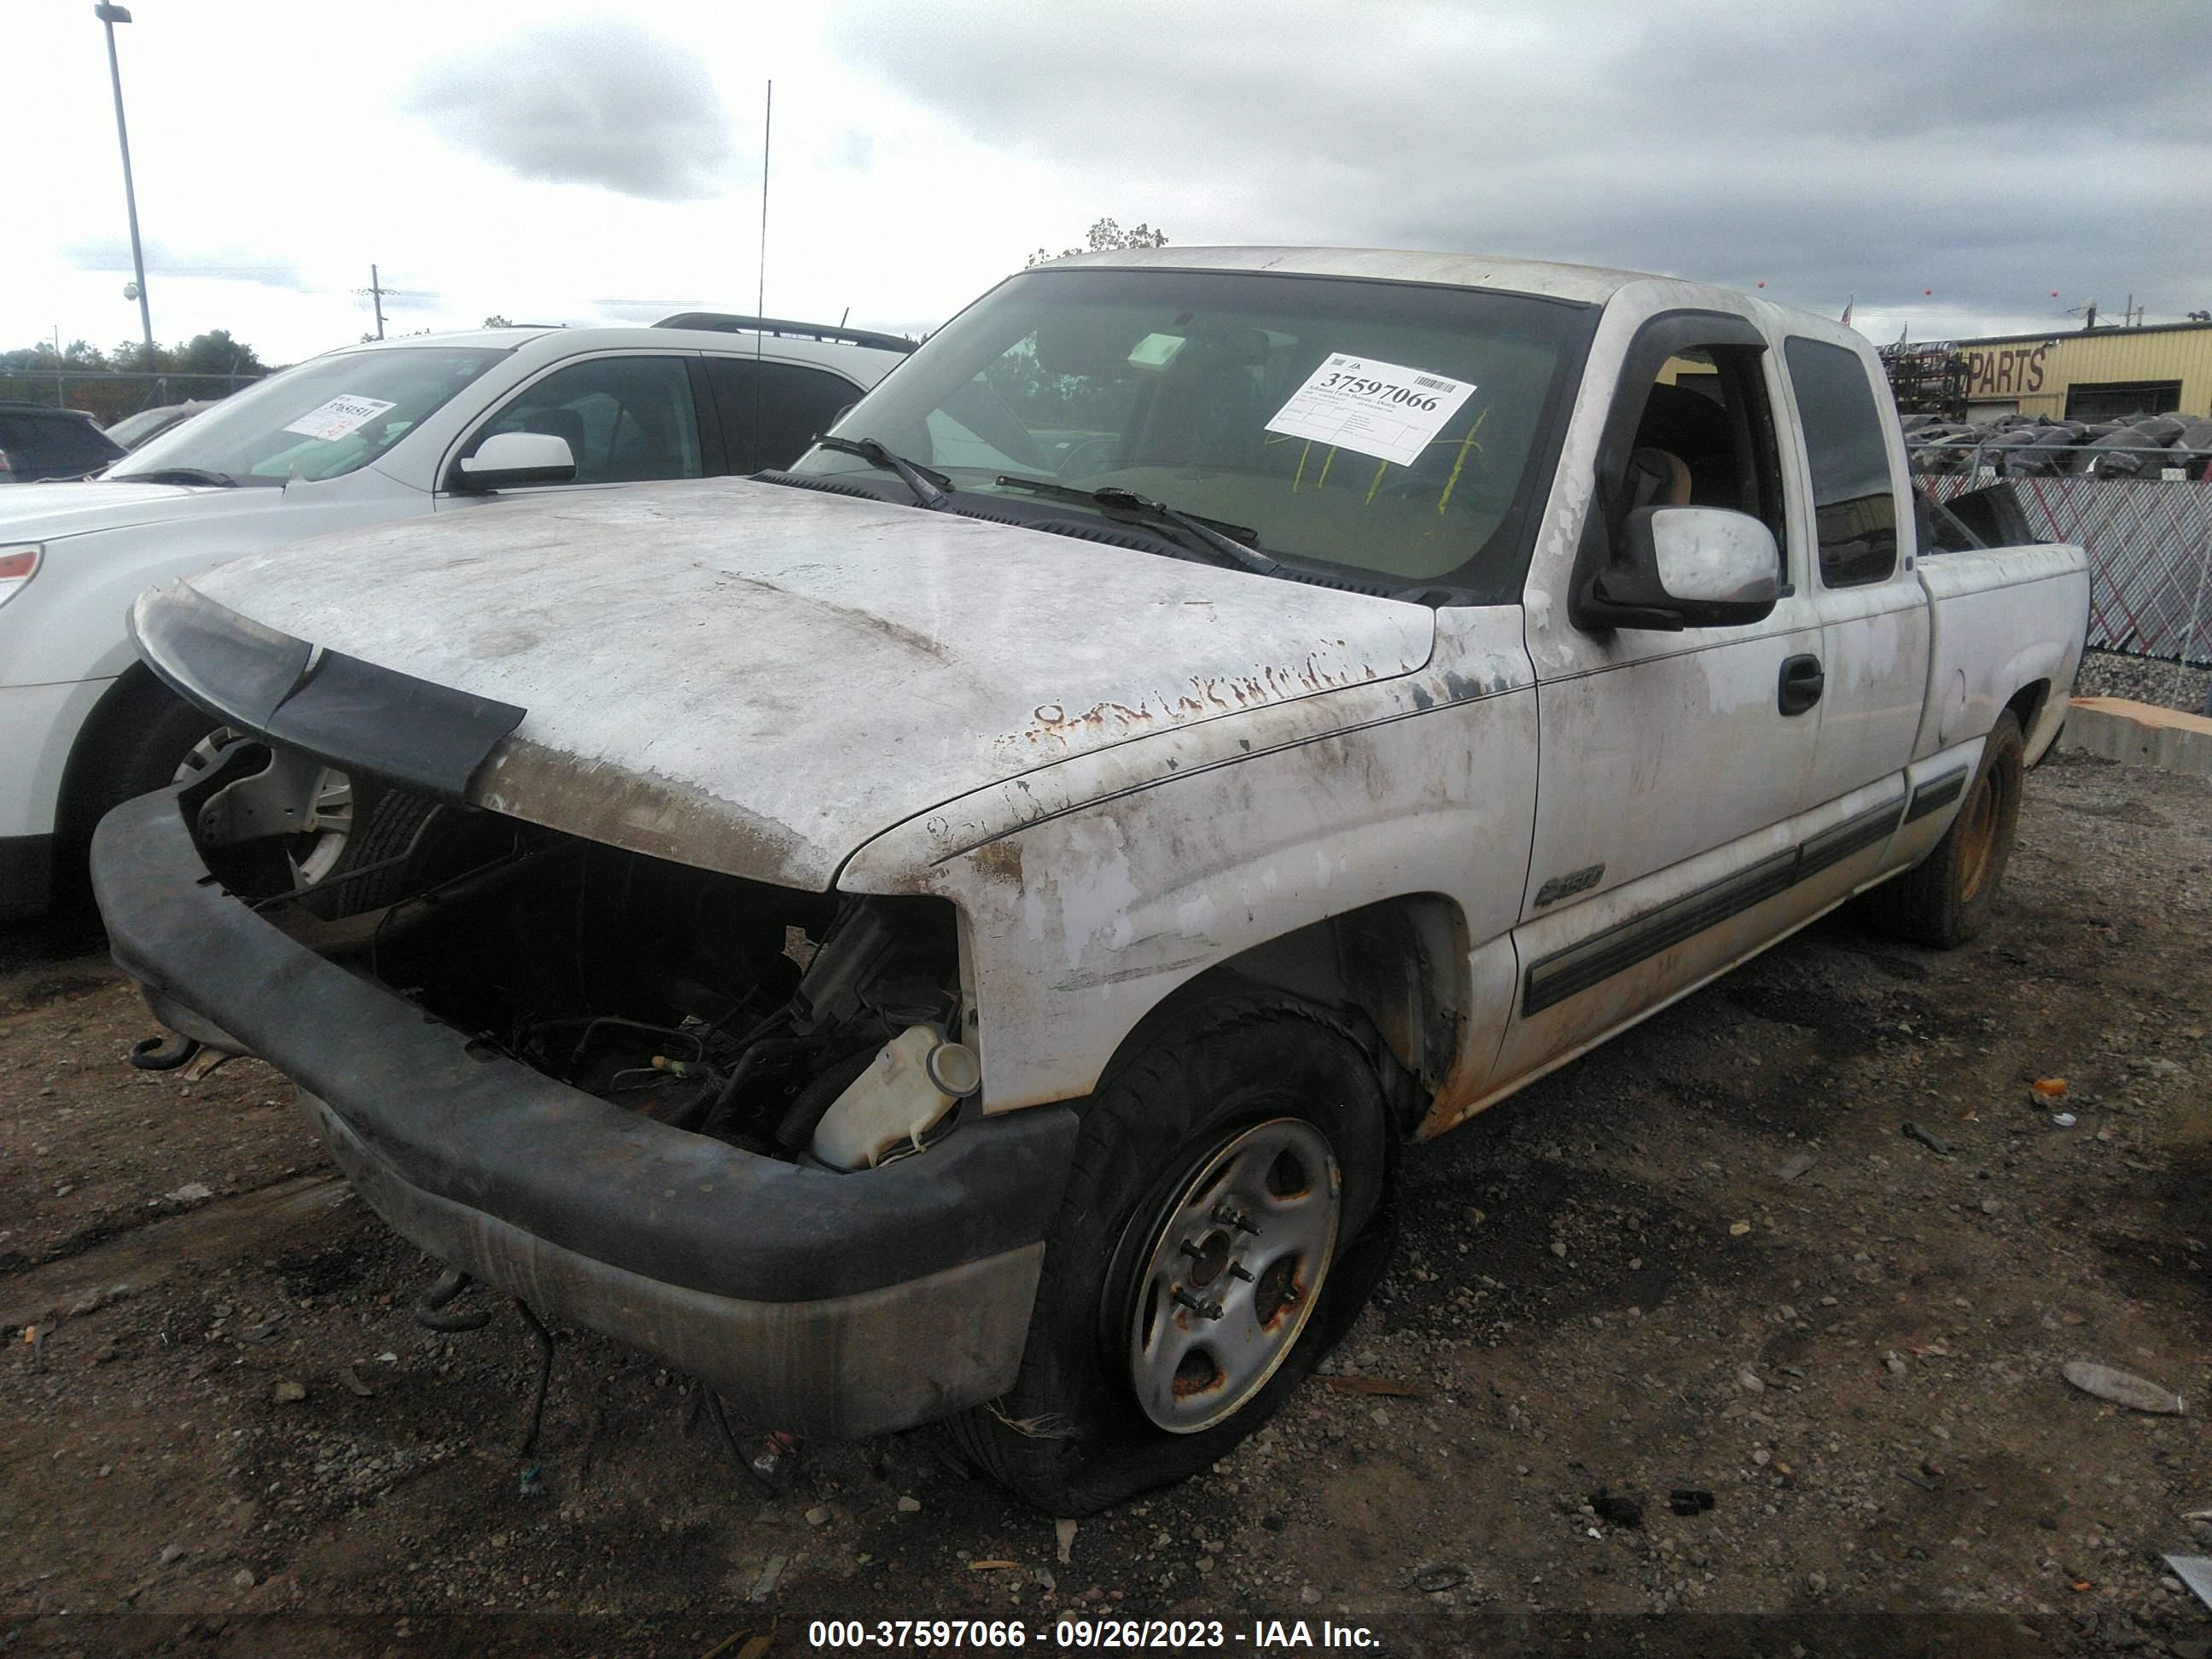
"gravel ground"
3,751,2209,1657
2075,649,2212,716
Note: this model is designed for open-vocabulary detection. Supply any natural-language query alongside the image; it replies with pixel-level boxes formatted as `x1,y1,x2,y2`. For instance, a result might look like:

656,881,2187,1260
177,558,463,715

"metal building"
1959,321,2212,421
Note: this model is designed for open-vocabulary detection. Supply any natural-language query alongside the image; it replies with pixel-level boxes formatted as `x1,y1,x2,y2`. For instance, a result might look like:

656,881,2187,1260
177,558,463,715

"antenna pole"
757,81,771,320
750,80,771,472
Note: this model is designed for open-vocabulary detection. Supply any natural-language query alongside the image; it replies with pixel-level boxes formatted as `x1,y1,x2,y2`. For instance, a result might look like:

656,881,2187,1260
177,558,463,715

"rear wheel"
1865,711,2025,948
949,998,1396,1515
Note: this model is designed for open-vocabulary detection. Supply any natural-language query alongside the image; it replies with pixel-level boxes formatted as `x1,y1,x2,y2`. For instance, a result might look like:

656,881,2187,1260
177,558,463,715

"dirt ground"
3,748,2208,1658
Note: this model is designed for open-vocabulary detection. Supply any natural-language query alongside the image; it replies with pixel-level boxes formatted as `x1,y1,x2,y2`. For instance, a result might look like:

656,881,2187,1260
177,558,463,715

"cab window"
1607,341,1789,586
1785,337,1900,587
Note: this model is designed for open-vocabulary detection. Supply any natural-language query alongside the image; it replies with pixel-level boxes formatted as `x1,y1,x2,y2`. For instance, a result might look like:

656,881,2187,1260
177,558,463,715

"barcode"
1413,375,1451,390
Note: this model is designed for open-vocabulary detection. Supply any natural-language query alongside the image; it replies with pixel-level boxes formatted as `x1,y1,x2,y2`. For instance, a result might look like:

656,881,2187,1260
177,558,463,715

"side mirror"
451,430,577,492
1577,505,1780,631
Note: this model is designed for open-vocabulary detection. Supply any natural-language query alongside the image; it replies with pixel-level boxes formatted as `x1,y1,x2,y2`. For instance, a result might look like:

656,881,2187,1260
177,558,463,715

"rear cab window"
1784,337,1902,587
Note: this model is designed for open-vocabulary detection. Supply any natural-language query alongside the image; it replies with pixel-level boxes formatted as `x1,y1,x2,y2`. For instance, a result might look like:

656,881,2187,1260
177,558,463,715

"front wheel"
173,726,358,892
949,998,1396,1515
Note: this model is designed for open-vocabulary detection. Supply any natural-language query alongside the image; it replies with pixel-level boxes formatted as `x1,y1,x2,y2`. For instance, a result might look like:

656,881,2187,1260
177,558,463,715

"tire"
1865,710,2025,948
948,997,1397,1515
64,683,220,838
50,684,224,905
301,786,439,917
63,678,433,913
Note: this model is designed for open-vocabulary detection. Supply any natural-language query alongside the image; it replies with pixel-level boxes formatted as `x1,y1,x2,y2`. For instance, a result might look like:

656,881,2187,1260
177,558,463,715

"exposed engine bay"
206,749,980,1170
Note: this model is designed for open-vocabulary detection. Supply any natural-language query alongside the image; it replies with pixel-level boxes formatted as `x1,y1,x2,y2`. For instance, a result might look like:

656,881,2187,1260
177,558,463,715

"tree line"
0,331,271,425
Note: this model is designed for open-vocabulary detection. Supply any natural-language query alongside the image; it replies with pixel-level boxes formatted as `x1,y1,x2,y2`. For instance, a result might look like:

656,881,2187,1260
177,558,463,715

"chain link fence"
0,368,265,427
1910,442,2212,671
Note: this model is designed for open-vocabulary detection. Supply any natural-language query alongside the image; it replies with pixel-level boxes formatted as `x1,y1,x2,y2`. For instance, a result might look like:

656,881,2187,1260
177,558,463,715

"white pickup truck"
95,248,2087,1514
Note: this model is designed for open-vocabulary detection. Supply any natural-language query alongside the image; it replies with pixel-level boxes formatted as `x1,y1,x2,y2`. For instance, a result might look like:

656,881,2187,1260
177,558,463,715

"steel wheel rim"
174,728,356,888
1957,770,2000,902
1125,1116,1341,1434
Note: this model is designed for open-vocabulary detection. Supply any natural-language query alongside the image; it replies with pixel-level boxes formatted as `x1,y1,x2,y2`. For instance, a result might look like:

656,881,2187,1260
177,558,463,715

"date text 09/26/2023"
806,1617,1382,1650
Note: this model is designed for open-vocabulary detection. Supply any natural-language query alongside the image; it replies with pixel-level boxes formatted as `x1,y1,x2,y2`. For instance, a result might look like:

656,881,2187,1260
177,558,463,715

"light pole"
95,3,158,394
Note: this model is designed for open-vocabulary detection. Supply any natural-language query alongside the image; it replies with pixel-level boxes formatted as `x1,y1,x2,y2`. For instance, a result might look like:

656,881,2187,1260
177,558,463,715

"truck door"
1778,335,1930,804
1485,306,1826,1092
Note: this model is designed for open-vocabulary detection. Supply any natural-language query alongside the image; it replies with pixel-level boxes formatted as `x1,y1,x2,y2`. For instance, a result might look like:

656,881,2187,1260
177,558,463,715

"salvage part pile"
1904,410,2212,479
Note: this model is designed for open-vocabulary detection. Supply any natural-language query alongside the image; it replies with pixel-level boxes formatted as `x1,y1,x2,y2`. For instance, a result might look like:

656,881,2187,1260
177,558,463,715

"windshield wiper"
108,467,241,487
993,475,1285,578
812,436,949,509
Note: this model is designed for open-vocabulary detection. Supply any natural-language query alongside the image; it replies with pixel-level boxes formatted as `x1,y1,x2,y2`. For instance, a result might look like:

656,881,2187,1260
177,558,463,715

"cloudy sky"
6,0,2207,367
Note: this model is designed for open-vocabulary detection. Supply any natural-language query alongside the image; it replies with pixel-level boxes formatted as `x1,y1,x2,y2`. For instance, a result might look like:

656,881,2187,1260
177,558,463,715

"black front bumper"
92,785,1078,1437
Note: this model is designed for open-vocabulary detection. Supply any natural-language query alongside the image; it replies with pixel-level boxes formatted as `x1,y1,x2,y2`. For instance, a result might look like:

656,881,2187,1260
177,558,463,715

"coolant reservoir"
809,1026,981,1171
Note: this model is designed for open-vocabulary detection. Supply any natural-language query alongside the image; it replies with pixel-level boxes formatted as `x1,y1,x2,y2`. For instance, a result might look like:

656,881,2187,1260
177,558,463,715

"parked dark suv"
0,402,125,483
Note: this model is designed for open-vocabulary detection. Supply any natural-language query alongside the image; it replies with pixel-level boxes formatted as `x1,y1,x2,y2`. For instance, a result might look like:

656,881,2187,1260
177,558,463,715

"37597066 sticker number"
1264,352,1476,468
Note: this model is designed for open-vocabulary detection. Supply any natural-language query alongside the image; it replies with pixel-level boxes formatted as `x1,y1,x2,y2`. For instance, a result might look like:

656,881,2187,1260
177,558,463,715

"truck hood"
185,477,1435,889
0,477,284,542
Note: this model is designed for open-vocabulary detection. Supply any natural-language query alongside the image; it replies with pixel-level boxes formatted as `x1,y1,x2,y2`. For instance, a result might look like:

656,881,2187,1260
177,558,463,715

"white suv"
0,314,911,917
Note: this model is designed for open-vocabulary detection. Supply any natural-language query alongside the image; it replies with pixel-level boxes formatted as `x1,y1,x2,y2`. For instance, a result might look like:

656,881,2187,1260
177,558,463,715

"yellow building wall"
1962,328,2212,419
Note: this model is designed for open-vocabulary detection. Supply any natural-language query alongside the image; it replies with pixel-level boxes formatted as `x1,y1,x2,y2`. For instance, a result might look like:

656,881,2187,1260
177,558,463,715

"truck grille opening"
279,792,964,1160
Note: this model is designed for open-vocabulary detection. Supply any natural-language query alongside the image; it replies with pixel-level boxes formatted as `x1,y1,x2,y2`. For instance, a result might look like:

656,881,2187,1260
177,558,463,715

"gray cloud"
405,18,736,201
831,0,2212,329
61,237,307,291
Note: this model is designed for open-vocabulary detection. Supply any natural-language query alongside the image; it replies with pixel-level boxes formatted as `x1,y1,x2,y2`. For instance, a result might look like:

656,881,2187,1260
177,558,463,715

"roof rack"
653,312,917,355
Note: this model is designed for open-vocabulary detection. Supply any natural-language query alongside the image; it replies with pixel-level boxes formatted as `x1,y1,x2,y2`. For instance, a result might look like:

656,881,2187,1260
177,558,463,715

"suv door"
445,353,707,496
702,357,866,474
1491,306,1825,1080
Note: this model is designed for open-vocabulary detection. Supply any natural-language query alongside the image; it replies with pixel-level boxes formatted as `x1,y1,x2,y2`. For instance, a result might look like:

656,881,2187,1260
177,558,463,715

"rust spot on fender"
969,837,1023,888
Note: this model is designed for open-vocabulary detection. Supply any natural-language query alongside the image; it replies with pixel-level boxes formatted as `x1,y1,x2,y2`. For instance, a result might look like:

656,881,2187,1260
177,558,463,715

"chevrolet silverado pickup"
94,248,2088,1513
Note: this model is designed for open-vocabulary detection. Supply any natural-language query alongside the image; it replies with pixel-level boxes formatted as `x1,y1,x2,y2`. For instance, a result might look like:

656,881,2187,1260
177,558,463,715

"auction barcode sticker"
282,394,398,443
1264,353,1476,467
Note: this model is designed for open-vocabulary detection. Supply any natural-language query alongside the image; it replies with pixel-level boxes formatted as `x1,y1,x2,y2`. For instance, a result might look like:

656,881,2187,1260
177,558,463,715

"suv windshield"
789,266,1594,596
112,346,509,485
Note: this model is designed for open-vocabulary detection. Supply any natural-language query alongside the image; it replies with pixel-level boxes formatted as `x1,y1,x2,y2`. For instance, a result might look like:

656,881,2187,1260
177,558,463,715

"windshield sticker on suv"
1264,354,1476,467
282,395,399,443
1126,332,1187,370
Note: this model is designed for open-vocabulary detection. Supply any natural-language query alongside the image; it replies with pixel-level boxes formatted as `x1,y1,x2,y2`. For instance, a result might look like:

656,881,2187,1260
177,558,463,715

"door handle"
1778,654,1824,716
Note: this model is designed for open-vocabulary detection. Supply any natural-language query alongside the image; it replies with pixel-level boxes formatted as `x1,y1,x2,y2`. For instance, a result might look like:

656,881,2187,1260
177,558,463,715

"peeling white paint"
1173,894,1219,938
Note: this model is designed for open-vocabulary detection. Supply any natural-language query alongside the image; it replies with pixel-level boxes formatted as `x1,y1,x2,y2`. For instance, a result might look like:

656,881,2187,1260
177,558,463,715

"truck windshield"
789,266,1593,595
110,346,508,486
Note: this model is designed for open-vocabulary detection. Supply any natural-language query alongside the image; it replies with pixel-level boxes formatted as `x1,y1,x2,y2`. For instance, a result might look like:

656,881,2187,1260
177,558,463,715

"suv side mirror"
1580,506,1780,631
451,431,577,492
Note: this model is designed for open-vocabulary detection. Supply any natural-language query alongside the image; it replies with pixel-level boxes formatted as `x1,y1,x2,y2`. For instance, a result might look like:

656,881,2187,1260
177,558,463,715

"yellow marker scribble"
1315,446,1336,492
1436,406,1489,516
1292,439,1310,492
1365,458,1390,505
